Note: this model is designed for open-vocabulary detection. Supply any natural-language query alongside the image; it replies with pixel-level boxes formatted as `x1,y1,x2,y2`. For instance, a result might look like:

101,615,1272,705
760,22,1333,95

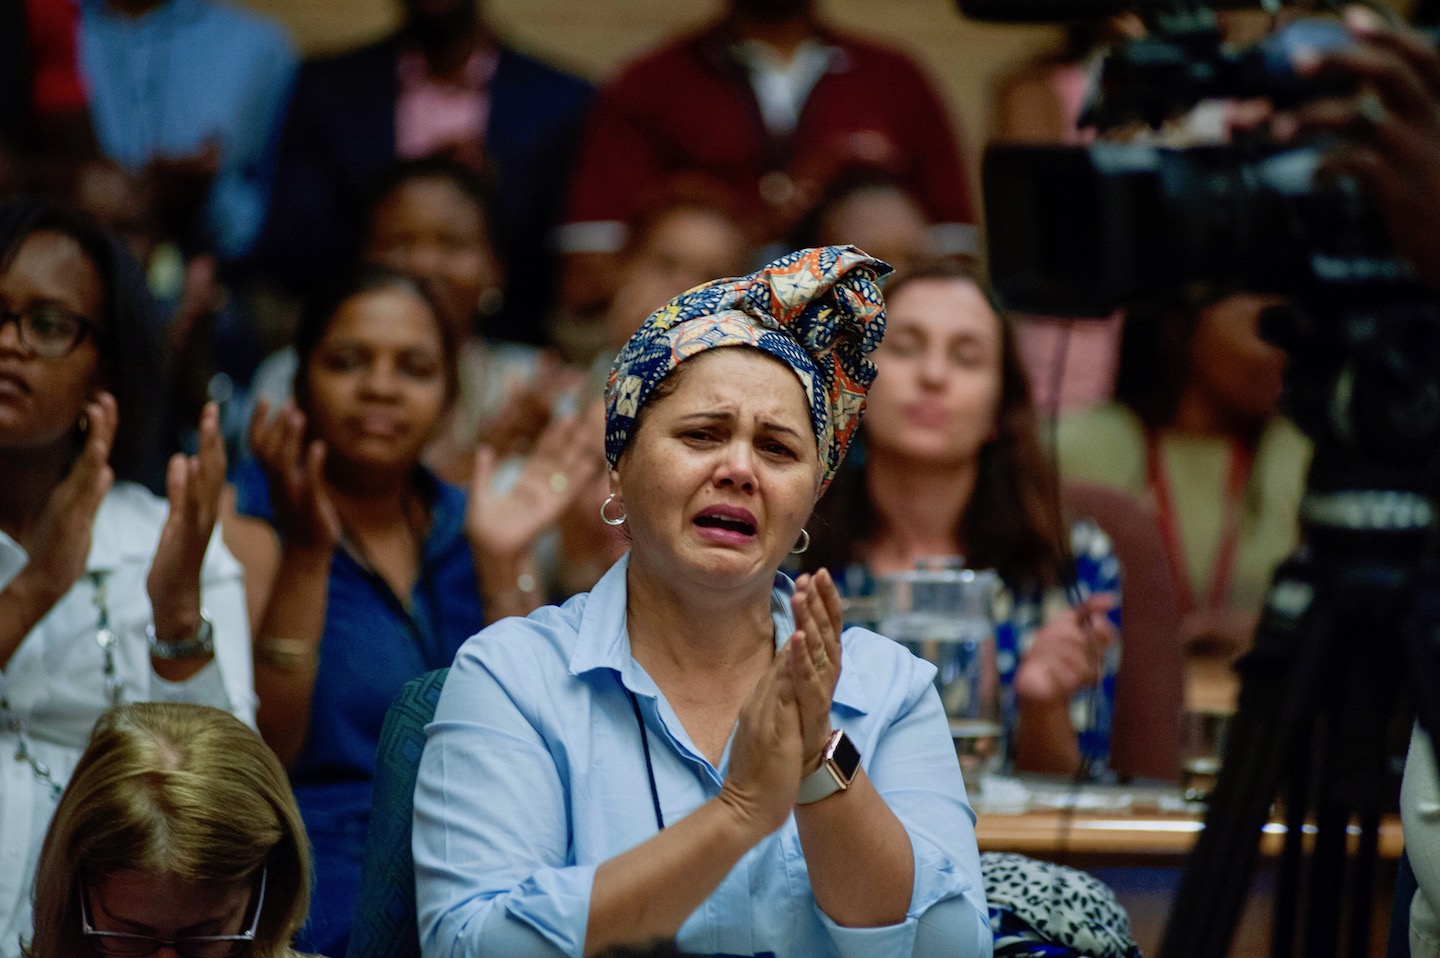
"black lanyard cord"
624,684,666,832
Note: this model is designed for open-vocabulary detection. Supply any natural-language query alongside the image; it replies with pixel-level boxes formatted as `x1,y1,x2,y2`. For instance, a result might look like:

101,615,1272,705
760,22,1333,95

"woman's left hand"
1014,593,1117,705
787,569,846,772
146,401,226,643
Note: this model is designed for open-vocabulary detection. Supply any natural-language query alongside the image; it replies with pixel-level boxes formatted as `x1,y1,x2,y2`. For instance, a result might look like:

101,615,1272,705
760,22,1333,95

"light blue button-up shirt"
414,555,990,958
78,0,297,259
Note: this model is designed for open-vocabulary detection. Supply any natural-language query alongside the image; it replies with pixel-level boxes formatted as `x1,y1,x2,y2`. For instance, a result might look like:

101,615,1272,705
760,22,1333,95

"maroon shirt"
564,21,974,242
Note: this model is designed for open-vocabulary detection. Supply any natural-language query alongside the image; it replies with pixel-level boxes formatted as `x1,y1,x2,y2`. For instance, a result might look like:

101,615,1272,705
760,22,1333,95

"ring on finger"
814,648,829,670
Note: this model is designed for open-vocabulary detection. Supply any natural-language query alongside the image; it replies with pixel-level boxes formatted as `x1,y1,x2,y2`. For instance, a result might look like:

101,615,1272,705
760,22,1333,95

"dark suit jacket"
251,36,593,345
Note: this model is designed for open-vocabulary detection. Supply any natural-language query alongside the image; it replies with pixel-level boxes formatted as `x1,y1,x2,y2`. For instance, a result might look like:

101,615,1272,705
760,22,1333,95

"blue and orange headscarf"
604,245,890,491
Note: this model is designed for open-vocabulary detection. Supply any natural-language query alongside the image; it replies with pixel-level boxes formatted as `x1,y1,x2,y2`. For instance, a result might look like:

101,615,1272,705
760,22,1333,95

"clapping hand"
18,393,116,602
787,569,846,773
1014,593,1117,705
720,570,846,838
721,635,807,837
146,401,226,638
248,398,341,553
464,400,605,562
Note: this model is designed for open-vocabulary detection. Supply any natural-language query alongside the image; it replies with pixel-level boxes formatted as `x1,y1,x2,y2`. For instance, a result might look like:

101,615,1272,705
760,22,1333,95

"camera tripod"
1159,298,1440,958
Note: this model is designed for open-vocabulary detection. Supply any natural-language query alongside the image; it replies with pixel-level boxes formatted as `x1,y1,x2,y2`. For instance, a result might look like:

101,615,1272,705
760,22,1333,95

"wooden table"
971,778,1403,955
975,803,1405,864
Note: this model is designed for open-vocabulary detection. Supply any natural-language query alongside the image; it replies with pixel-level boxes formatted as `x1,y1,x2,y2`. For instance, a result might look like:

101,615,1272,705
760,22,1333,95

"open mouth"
694,507,758,538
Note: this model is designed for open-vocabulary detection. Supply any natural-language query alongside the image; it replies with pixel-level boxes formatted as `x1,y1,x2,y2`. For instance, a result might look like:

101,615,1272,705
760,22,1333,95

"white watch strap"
797,762,844,804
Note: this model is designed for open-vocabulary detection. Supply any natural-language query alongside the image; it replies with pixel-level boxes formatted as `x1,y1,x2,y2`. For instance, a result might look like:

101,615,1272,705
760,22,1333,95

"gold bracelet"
255,638,319,673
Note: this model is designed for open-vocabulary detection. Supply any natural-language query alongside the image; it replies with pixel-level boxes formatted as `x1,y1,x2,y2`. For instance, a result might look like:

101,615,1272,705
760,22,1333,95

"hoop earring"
600,493,627,527
790,528,810,555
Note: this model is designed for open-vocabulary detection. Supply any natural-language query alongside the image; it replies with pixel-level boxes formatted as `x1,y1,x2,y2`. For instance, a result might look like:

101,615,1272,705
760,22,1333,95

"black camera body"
966,0,1440,474
983,140,1404,316
968,6,1414,314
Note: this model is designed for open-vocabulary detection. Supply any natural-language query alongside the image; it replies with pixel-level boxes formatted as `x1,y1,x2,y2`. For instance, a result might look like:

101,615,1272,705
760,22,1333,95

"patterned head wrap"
604,245,890,491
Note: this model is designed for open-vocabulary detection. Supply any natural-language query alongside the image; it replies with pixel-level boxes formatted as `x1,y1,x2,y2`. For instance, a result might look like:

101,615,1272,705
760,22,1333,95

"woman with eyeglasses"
0,198,252,958
23,701,310,958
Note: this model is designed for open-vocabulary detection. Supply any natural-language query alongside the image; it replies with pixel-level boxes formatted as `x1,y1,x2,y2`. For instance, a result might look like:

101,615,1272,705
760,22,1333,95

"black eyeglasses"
80,864,267,958
0,302,99,358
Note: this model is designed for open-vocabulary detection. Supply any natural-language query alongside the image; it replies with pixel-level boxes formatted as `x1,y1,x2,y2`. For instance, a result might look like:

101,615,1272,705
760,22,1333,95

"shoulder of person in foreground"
441,591,593,703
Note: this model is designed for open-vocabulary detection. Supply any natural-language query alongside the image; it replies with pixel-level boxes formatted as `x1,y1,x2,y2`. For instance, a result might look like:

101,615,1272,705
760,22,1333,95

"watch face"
829,731,861,783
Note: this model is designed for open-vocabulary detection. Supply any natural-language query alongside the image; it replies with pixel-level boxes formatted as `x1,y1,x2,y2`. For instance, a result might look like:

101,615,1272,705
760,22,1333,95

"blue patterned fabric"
993,521,1122,771
346,668,450,958
604,245,890,490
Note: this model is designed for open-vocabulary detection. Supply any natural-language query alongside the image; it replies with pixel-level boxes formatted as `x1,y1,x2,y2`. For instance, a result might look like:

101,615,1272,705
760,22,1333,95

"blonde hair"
24,703,311,958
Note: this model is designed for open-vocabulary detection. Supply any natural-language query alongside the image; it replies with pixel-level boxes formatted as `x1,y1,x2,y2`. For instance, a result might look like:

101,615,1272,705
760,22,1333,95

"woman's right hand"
18,393,116,600
1014,593,1117,705
248,398,340,552
720,641,807,838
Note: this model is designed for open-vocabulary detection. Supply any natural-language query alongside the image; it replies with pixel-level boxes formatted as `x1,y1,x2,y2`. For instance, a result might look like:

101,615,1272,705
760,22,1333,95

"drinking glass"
1180,708,1233,804
880,560,1003,793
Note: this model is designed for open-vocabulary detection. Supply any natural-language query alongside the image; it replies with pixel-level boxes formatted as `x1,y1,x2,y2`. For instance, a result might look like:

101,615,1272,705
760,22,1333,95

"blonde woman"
23,702,311,958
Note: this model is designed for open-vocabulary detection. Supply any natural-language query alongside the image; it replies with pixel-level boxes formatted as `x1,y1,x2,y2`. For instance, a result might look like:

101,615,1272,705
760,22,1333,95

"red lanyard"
1146,431,1255,616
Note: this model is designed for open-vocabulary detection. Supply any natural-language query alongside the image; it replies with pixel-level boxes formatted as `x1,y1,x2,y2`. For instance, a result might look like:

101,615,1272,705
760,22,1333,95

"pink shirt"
395,46,497,160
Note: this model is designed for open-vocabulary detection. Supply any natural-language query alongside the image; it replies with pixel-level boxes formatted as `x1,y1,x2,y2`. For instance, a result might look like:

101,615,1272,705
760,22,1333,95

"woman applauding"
0,198,250,958
226,267,597,955
413,247,989,958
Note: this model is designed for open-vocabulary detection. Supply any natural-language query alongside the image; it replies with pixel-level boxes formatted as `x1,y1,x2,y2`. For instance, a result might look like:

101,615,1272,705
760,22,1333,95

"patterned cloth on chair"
983,852,1143,958
345,668,449,958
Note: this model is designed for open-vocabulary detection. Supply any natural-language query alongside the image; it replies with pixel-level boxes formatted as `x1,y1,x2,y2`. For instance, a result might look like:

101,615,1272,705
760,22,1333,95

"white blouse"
0,482,254,958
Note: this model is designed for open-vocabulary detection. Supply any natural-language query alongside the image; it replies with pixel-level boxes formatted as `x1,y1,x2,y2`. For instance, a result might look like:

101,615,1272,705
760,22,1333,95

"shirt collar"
569,554,871,715
397,45,499,91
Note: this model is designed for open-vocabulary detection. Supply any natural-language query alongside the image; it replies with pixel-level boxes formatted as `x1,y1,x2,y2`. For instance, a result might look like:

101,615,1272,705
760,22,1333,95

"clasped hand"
721,569,847,836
